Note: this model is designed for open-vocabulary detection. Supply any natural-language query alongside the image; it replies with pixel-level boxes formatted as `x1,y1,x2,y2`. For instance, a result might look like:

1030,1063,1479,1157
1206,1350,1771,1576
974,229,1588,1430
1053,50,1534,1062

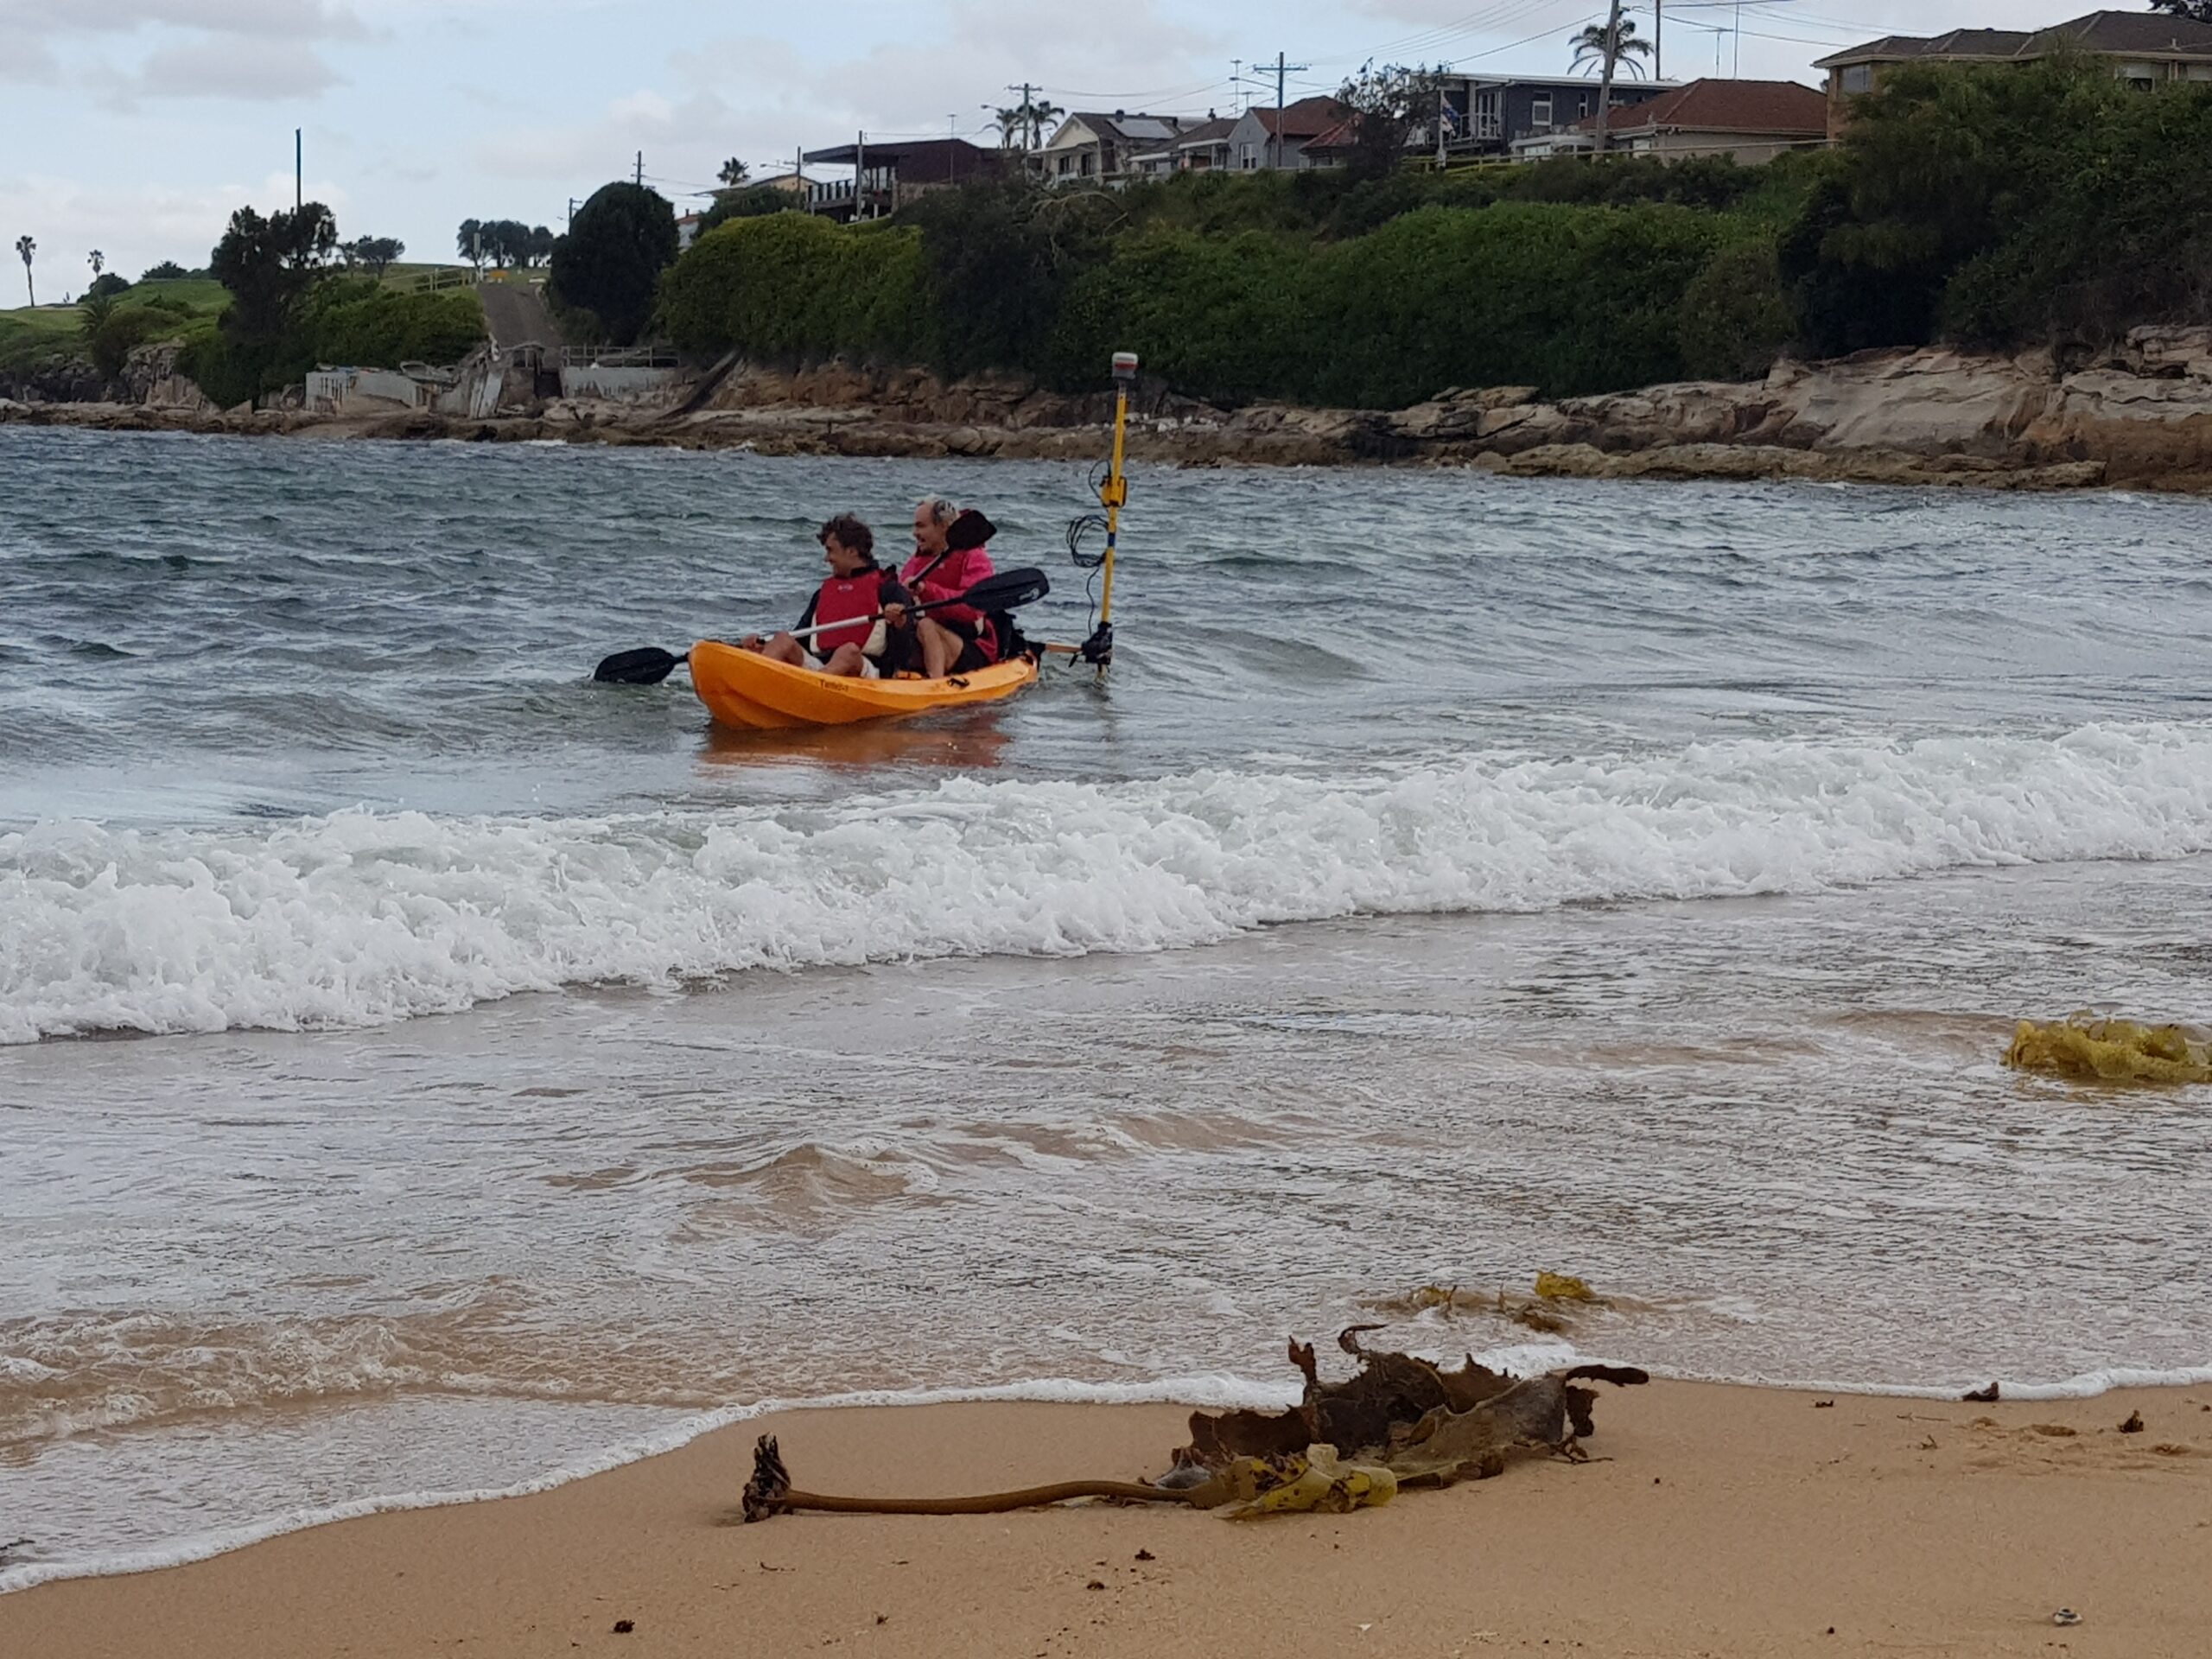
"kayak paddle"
592,566,1050,684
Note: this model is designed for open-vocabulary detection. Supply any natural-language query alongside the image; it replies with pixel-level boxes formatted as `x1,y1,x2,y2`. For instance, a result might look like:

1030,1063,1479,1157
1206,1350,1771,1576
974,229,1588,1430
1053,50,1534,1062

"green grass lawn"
0,278,229,372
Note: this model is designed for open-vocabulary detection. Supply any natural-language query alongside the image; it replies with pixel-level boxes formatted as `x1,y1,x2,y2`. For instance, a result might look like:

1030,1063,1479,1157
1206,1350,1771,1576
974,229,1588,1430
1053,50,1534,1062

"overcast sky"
0,0,2123,290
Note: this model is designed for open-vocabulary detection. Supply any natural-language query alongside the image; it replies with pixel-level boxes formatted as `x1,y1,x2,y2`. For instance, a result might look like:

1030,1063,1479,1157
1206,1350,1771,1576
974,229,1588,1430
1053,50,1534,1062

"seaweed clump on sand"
739,1328,1647,1523
2005,1015,2212,1085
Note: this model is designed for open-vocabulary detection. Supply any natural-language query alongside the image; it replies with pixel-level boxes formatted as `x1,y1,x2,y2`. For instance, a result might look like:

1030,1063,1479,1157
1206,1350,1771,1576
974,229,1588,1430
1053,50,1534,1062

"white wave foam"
10,719,2212,1041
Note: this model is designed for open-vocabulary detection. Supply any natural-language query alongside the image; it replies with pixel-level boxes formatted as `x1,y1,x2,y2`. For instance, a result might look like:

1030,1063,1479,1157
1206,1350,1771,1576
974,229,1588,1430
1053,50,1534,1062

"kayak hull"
688,639,1038,730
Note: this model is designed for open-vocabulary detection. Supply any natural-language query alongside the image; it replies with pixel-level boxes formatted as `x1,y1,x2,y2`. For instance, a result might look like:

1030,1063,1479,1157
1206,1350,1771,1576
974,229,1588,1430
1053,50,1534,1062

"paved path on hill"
477,281,563,352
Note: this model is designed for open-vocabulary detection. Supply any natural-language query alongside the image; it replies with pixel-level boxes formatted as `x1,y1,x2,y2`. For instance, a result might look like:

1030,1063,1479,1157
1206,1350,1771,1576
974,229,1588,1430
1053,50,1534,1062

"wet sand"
5,1380,2209,1658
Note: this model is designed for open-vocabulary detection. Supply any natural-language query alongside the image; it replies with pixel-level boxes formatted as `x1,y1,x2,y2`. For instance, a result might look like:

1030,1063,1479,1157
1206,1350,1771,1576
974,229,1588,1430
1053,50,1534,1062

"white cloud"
122,37,345,100
0,169,353,289
4,0,368,43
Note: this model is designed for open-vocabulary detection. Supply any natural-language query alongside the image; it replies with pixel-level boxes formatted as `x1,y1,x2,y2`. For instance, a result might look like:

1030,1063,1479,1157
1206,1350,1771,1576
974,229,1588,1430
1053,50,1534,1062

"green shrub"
658,213,925,362
1678,237,1795,381
696,185,799,238
1043,230,1309,401
306,286,484,366
1303,202,1720,404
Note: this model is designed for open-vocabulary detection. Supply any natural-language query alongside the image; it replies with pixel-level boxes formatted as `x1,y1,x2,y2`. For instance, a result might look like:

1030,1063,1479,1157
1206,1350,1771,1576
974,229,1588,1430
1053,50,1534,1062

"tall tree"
1332,61,1438,179
1025,98,1065,149
457,217,484,267
2149,1,2212,21
209,202,338,341
340,235,405,276
14,235,32,306
1572,0,1651,153
717,157,750,187
549,182,677,344
1570,14,1652,79
87,249,105,282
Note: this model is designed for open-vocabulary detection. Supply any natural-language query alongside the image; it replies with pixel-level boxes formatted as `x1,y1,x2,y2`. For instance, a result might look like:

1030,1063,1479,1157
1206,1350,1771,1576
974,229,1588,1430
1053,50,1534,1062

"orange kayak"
688,639,1039,730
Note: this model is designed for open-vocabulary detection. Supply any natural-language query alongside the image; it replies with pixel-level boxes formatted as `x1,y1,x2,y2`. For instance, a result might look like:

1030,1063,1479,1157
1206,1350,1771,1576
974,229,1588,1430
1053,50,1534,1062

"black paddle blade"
593,645,687,684
946,508,997,552
953,566,1050,613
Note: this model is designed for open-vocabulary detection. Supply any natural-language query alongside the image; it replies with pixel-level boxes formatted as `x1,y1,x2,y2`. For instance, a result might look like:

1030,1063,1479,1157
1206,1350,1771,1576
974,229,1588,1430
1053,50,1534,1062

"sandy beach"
5,1379,2209,1658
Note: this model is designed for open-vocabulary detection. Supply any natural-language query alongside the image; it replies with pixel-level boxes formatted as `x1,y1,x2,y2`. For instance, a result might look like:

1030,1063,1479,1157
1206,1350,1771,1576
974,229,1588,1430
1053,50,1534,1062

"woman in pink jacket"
887,495,997,677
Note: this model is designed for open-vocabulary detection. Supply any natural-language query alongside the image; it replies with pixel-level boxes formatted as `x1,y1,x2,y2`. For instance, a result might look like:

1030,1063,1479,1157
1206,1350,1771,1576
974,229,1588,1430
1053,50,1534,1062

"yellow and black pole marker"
1081,351,1139,675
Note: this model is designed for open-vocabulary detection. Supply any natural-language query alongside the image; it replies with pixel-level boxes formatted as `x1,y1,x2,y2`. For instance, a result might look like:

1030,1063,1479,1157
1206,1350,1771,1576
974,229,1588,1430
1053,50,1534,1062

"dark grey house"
1435,74,1678,158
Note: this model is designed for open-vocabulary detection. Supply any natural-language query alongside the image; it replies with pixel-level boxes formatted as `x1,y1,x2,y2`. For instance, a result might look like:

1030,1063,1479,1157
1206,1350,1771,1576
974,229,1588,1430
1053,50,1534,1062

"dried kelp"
1179,1330,1646,1487
740,1434,1198,1522
1365,1273,1616,1334
738,1330,1645,1525
2005,1015,2212,1084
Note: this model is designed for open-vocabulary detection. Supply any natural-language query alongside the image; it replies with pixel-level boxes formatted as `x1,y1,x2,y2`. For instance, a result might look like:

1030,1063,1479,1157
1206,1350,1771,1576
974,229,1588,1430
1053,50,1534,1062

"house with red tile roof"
1218,96,1349,171
1514,78,1828,163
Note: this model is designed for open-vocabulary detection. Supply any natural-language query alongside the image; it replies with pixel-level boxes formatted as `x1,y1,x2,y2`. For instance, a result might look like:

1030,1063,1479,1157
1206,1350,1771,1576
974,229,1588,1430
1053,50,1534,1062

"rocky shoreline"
8,327,2212,492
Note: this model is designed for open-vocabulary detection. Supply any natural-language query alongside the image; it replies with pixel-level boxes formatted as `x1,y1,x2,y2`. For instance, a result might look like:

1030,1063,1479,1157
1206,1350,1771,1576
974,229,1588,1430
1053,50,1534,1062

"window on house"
2119,60,2158,89
1840,65,1872,93
1532,93,1552,130
1578,93,1590,118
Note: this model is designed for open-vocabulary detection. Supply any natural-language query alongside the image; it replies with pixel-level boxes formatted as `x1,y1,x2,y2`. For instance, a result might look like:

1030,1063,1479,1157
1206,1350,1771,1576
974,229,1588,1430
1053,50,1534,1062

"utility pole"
1249,50,1310,169
1733,0,1742,75
1594,0,1625,155
1655,0,1663,79
295,128,302,212
1006,82,1037,149
634,150,645,187
855,130,867,219
1435,83,1448,167
567,197,579,230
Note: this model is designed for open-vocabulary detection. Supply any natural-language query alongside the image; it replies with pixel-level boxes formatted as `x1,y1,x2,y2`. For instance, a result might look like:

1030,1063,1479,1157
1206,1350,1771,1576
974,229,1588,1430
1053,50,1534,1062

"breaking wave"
9,719,2212,1043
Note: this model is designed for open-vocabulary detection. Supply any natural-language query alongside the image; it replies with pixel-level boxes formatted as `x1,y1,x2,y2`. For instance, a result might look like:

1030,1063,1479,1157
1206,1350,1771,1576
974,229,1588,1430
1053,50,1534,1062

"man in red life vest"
740,513,912,677
886,495,996,678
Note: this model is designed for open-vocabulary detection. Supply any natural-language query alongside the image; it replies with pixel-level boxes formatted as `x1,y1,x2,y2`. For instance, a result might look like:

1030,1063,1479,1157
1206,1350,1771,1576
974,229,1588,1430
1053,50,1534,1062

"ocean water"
4,424,2211,1589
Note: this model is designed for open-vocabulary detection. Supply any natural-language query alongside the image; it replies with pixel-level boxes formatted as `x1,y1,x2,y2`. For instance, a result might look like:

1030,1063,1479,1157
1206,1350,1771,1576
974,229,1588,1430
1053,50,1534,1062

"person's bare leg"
916,618,957,678
760,632,808,665
820,643,869,677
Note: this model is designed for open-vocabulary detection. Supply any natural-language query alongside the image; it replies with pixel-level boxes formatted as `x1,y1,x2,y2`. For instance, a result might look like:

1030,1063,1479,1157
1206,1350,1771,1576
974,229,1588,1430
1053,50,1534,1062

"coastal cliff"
8,327,2212,492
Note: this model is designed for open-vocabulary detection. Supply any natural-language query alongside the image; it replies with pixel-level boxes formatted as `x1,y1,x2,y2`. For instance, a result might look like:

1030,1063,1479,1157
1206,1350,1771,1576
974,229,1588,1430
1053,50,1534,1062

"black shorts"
940,615,997,673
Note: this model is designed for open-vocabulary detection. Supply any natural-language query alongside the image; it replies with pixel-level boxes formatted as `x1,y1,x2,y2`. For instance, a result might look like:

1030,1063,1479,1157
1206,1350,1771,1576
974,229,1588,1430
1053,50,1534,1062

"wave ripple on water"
7,428,2212,1592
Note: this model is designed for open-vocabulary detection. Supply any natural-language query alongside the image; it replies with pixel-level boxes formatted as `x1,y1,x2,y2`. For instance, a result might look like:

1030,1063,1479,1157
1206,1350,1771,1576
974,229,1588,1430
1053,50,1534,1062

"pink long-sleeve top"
899,543,994,627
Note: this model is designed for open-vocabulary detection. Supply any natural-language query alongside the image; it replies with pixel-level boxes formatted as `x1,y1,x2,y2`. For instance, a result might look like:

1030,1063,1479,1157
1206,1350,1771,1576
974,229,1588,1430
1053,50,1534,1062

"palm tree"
716,157,750,188
1571,1,1651,153
14,235,32,306
1569,13,1653,79
994,106,1026,149
88,249,105,282
1024,98,1065,150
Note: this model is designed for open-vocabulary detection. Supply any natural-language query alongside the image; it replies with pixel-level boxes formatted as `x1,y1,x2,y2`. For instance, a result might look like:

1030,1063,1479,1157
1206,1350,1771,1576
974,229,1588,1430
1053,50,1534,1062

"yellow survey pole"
1091,352,1138,675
